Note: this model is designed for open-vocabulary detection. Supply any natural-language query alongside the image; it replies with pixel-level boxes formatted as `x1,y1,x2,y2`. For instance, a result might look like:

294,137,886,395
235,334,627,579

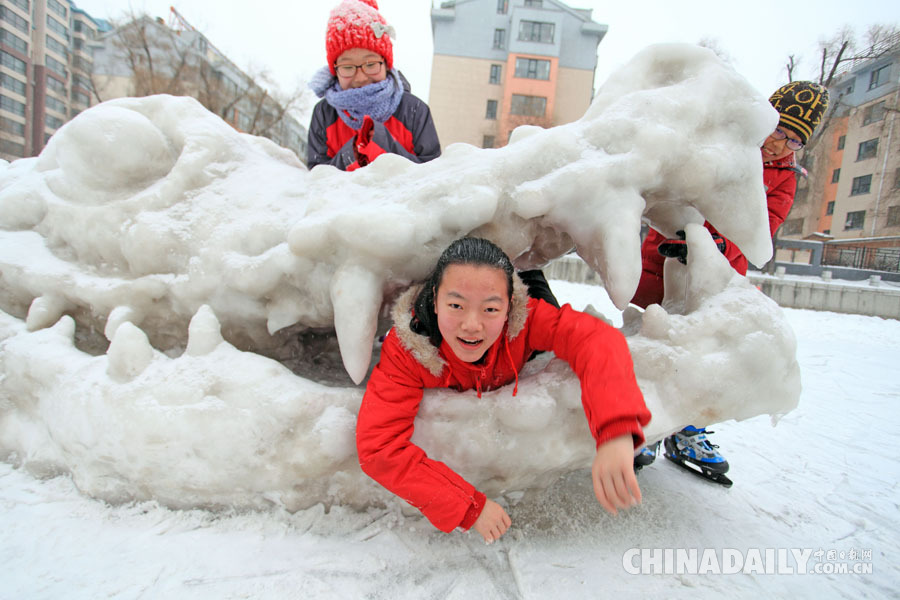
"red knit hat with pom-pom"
326,0,394,75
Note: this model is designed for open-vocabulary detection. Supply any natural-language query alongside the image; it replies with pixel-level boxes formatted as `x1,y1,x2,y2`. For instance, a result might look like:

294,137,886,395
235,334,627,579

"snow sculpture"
0,44,800,511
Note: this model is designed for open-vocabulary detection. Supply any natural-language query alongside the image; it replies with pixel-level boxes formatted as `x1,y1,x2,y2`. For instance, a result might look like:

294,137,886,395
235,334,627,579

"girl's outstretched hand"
472,499,511,543
591,434,642,515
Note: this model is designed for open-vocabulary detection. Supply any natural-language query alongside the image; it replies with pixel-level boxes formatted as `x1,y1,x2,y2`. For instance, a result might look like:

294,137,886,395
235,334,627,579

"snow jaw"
0,44,799,510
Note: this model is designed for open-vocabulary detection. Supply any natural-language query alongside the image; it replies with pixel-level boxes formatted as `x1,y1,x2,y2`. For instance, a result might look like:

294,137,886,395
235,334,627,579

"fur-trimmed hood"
390,273,530,377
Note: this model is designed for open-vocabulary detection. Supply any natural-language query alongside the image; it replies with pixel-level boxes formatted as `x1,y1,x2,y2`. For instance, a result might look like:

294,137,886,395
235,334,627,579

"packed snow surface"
0,44,798,513
1,299,897,599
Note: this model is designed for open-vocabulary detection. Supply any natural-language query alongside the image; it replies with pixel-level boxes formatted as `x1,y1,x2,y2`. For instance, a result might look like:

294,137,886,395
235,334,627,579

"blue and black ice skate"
663,426,733,487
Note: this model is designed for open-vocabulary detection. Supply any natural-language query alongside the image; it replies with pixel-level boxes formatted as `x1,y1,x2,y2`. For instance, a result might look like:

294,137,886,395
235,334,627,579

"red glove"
355,115,375,166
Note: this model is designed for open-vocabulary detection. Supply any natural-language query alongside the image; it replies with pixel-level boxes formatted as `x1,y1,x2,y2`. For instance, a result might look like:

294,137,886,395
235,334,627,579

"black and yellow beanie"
769,81,830,144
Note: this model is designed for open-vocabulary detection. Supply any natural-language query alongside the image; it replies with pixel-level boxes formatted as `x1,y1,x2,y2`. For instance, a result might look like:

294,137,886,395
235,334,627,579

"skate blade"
663,453,733,488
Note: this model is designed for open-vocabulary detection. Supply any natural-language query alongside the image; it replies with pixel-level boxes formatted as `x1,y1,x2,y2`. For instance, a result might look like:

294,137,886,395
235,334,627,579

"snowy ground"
1,279,897,599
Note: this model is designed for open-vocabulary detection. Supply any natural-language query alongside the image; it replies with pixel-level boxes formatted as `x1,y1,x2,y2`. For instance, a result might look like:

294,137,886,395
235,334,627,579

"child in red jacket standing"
357,238,651,542
631,81,829,481
307,0,441,171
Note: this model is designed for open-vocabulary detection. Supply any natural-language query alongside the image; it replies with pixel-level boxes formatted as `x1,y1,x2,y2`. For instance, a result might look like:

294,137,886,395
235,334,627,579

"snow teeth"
104,306,139,341
106,322,155,380
25,295,65,332
661,224,738,313
329,263,383,385
186,305,224,356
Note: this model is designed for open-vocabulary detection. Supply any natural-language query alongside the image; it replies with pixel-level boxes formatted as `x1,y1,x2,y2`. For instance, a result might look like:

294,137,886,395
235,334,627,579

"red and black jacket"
307,79,441,171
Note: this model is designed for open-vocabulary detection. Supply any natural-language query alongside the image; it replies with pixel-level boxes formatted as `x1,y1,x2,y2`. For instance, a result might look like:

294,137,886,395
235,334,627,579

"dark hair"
411,237,514,348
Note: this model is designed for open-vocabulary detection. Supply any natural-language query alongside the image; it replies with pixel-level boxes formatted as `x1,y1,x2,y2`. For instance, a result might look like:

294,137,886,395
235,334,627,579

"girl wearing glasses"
307,0,441,171
631,80,830,307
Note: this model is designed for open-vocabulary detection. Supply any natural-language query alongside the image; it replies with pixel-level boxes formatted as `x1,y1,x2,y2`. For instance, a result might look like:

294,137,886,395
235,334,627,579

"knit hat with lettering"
769,81,830,144
325,0,395,76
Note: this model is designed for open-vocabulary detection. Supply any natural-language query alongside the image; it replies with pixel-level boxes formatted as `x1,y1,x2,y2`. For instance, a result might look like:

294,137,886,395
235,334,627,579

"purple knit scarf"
309,66,405,130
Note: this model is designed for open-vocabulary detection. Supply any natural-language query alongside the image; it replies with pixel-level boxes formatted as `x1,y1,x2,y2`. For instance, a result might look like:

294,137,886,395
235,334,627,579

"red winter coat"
631,155,801,308
357,276,650,533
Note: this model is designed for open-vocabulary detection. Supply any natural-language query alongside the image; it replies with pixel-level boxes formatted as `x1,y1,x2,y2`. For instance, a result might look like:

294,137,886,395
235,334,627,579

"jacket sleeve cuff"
595,417,646,449
458,490,487,530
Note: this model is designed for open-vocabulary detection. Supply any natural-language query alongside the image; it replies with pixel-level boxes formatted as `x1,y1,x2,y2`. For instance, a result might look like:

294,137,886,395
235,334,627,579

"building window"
47,15,69,40
0,138,24,156
47,75,67,95
844,83,854,96
862,101,886,126
72,73,92,90
0,29,27,55
856,138,878,161
71,90,90,106
0,115,25,136
48,0,67,19
496,0,508,13
489,64,501,84
46,55,68,79
46,34,68,59
482,135,495,148
826,201,834,215
510,94,547,116
9,0,29,12
887,206,900,227
0,93,26,116
485,99,498,120
831,168,840,183
895,167,900,189
837,135,845,150
850,174,872,196
493,29,506,49
45,95,66,115
524,0,543,6
514,57,550,80
869,64,891,90
0,72,25,96
1,6,29,34
46,114,65,130
844,210,865,230
781,218,803,235
518,20,554,43
1,51,26,74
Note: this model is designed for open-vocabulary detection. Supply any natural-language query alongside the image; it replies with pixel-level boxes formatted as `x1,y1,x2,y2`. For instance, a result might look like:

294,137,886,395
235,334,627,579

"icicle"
329,263,383,385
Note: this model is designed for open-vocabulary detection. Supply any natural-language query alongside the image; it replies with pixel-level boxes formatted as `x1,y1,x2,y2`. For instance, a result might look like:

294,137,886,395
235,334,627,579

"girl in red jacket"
630,81,829,481
307,0,441,171
357,238,651,542
631,80,830,308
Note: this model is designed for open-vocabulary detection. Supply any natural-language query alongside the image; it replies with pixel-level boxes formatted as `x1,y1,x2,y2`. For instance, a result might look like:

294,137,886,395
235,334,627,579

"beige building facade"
429,0,606,149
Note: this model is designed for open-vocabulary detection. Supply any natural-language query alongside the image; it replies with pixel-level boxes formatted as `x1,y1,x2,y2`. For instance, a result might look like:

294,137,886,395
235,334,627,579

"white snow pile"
0,44,800,512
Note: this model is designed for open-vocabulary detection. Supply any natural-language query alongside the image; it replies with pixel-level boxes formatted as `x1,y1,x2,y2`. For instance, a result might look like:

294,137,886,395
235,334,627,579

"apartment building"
1,0,105,161
785,36,899,252
429,0,606,149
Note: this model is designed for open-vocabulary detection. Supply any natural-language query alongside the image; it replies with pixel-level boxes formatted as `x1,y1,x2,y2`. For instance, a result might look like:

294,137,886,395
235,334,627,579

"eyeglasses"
334,60,384,78
771,127,804,151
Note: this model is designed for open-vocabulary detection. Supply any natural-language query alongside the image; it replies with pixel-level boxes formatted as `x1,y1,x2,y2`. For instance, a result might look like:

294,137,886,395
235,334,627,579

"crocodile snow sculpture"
0,44,800,511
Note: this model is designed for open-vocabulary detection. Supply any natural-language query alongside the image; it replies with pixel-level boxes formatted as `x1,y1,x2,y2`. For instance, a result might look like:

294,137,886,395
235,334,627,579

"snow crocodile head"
0,44,800,512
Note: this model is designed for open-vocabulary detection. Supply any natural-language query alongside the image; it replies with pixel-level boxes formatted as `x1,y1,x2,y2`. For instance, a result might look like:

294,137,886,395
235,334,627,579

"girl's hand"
472,499,511,543
591,434,642,515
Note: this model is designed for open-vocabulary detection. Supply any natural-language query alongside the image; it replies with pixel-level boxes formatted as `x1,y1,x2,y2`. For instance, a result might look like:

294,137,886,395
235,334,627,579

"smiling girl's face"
435,264,510,363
